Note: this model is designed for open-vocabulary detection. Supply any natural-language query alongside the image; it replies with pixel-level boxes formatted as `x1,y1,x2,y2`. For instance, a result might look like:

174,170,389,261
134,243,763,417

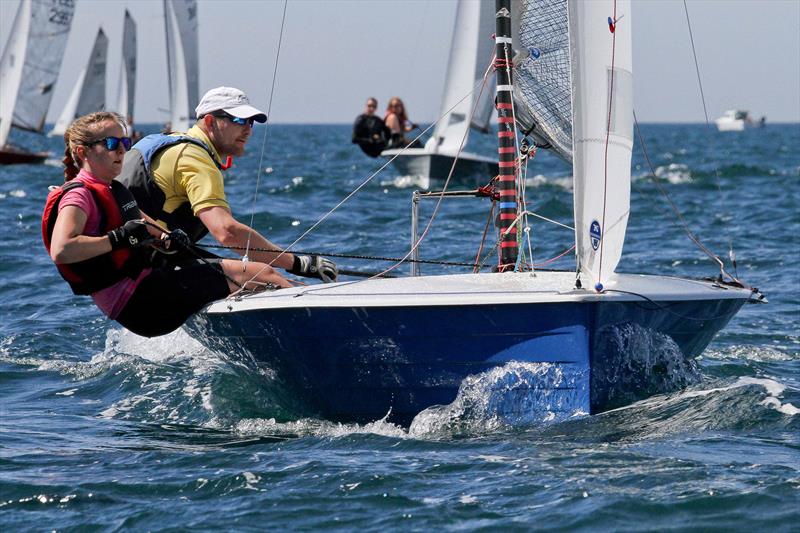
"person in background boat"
384,96,420,149
352,97,391,158
43,111,293,338
119,86,338,283
127,115,142,144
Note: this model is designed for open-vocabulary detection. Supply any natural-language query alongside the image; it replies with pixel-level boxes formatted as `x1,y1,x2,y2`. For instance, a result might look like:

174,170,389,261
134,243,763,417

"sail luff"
495,0,519,270
569,0,633,289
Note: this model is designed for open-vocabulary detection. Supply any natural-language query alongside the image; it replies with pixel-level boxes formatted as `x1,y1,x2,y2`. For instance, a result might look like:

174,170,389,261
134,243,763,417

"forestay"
0,0,75,147
425,0,495,155
511,0,572,163
569,0,633,288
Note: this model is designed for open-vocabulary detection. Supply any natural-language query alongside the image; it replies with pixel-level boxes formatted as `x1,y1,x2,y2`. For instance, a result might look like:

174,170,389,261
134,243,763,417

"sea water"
1,124,798,530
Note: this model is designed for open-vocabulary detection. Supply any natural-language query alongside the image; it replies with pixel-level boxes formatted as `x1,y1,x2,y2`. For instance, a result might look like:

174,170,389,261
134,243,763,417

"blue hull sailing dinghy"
382,0,498,186
187,0,762,426
0,0,75,164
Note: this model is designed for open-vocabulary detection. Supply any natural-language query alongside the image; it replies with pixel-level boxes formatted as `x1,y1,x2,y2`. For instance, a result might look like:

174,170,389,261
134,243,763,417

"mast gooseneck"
494,0,519,271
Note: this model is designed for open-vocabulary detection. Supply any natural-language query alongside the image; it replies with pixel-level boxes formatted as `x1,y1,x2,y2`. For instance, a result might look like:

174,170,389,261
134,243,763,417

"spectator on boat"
118,86,338,283
43,111,293,337
352,97,391,157
384,96,420,149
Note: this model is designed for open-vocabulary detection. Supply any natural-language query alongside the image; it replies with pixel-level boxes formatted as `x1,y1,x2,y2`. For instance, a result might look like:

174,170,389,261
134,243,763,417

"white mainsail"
569,0,633,287
0,0,75,147
115,10,137,129
424,0,495,154
164,0,199,132
50,27,108,137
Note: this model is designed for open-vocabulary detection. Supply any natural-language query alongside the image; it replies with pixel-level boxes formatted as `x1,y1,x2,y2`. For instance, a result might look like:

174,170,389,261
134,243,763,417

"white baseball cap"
195,86,267,122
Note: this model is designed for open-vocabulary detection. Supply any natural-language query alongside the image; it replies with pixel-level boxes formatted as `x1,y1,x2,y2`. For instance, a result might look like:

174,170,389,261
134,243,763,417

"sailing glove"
289,254,338,283
167,229,192,249
107,219,151,250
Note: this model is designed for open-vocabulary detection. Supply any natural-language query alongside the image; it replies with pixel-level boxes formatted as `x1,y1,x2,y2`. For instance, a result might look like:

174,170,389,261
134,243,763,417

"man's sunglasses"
211,112,255,128
85,136,132,151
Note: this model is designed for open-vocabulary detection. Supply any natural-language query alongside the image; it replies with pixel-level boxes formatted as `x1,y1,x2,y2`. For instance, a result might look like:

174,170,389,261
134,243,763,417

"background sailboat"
186,0,761,426
163,0,199,133
49,27,108,138
382,0,498,185
0,0,75,164
114,10,137,136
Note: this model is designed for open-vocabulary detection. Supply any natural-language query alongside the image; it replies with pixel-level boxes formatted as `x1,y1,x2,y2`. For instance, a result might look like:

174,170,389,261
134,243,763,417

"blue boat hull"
187,296,746,426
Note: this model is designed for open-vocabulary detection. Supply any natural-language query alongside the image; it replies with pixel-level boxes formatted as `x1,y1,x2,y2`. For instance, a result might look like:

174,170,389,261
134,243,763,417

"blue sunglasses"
211,112,255,128
86,136,132,151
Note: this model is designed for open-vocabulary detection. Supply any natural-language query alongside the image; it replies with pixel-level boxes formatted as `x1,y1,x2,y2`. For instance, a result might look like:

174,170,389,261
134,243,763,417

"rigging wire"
632,112,738,283
244,0,289,265
682,0,738,277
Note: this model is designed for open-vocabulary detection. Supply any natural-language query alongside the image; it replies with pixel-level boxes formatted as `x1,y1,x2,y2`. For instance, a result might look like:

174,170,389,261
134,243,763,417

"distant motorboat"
715,109,766,132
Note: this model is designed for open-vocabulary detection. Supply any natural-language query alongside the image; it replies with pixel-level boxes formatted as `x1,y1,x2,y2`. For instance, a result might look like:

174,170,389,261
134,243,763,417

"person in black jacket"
352,97,391,157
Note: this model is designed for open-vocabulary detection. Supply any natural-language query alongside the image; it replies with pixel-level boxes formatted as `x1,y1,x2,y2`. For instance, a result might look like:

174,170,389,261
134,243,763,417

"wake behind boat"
187,0,764,426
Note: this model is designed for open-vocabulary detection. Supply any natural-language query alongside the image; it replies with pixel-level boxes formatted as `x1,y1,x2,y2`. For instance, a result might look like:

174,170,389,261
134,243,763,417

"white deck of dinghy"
204,271,754,314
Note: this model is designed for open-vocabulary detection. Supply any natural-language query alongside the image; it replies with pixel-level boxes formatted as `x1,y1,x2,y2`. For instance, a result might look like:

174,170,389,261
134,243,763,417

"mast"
494,0,519,271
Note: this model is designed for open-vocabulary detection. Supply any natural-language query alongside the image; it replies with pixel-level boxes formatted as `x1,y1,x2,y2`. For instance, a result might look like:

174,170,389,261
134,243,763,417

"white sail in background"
50,27,108,137
569,0,634,287
115,10,137,130
164,0,199,132
425,0,495,154
0,0,75,147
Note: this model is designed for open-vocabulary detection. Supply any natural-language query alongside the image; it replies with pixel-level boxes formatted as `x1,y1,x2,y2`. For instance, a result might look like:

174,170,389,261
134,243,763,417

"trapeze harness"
352,114,390,158
42,179,147,295
118,134,223,242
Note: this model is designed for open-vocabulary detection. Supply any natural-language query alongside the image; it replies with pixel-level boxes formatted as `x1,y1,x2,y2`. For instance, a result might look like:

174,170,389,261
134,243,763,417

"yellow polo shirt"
150,125,229,226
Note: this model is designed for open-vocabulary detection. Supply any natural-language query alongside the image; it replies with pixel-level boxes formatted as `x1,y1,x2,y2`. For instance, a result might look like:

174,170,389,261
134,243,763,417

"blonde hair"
62,111,126,182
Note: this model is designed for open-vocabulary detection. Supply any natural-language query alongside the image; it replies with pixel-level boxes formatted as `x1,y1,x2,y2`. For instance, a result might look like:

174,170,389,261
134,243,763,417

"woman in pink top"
46,112,292,337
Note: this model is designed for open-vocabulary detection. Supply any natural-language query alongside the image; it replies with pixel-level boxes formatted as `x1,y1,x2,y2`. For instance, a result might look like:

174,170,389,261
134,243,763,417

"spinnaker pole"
494,0,519,271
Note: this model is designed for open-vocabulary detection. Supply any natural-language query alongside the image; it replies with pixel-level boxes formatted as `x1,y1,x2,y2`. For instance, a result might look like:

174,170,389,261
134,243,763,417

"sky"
1,0,798,124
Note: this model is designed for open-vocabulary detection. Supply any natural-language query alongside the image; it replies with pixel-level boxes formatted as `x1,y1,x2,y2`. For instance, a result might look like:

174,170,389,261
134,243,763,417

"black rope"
600,288,752,321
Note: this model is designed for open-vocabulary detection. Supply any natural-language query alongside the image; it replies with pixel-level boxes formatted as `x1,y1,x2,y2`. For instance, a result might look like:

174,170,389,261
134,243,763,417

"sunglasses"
86,136,132,151
211,112,255,128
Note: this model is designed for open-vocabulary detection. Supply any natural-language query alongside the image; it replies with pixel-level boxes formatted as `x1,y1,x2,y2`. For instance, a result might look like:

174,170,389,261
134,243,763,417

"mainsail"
115,10,137,127
425,0,495,154
0,0,75,147
164,0,199,132
569,0,633,286
50,27,108,137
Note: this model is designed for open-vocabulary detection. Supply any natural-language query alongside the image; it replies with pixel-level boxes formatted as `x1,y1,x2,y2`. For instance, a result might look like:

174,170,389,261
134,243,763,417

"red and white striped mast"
494,0,519,272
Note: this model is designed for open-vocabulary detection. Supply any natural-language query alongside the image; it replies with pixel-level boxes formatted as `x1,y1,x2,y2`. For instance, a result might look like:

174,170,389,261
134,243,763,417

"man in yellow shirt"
120,86,337,283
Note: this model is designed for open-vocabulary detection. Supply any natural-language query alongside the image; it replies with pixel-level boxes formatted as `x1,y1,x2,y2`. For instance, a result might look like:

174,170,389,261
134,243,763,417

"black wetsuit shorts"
116,259,230,337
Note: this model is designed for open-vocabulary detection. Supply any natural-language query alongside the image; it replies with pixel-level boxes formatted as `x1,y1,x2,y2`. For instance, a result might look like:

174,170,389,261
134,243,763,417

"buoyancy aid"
118,134,222,242
42,178,147,295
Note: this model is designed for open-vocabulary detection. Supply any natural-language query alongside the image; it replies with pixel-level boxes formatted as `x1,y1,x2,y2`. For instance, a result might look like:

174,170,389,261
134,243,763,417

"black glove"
167,228,192,249
289,254,338,283
107,219,151,250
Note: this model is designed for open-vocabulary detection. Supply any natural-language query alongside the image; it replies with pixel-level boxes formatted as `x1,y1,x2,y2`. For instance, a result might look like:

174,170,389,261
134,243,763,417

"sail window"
606,68,633,140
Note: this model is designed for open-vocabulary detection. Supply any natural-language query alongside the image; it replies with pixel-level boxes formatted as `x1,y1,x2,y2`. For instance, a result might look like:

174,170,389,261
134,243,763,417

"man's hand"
289,254,338,283
167,229,192,249
107,219,152,250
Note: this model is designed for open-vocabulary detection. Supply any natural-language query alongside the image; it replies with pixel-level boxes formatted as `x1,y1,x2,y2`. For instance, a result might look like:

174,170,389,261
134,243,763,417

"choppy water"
1,123,798,530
